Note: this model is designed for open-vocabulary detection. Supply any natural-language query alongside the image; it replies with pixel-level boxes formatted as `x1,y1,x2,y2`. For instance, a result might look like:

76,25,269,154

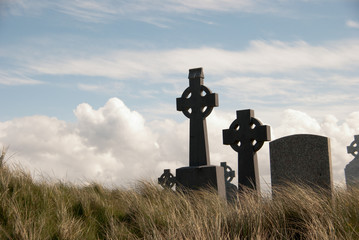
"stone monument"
223,109,271,193
270,134,333,193
221,162,237,201
345,135,359,187
159,68,230,199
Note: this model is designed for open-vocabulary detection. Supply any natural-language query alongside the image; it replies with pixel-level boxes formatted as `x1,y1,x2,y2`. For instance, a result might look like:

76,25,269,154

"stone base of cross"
176,165,226,199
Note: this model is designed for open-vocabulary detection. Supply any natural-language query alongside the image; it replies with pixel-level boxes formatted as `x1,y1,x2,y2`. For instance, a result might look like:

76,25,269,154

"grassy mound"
0,165,358,239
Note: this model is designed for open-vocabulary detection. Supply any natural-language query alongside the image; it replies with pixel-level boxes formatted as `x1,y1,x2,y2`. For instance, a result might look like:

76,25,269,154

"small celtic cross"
223,109,271,192
347,135,359,160
176,68,218,166
158,169,176,189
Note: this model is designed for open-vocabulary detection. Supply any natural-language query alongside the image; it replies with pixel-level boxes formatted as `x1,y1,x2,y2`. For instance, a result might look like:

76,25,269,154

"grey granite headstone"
270,134,333,193
345,135,359,187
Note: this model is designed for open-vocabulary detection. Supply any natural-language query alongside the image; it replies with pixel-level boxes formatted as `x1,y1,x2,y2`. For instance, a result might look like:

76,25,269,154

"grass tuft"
0,165,357,239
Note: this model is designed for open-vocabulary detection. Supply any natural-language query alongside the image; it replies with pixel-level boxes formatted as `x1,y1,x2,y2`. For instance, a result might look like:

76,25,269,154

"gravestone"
158,169,176,189
345,135,359,187
221,162,237,201
159,68,227,199
175,68,226,198
223,109,271,193
270,134,333,193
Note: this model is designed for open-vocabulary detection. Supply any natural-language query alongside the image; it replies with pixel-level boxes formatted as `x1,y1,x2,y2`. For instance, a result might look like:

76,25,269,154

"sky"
0,0,359,191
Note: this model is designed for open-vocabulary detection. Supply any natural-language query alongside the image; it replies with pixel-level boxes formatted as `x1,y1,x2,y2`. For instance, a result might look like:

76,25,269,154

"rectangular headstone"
270,134,333,193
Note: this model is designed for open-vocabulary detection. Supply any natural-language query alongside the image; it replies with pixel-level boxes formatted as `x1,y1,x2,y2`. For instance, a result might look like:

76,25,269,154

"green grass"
0,165,358,239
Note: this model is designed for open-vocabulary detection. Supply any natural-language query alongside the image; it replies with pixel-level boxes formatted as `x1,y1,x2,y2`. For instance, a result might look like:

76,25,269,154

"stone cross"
158,169,176,189
221,162,237,201
347,135,359,160
345,135,359,187
223,109,271,192
176,68,218,166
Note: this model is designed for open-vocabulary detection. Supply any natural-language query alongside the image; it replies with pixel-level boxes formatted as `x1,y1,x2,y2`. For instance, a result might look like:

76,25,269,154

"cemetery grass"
0,166,359,239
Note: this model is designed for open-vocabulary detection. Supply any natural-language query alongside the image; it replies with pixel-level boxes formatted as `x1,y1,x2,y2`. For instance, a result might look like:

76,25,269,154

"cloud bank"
2,0,278,22
26,40,359,79
0,98,357,189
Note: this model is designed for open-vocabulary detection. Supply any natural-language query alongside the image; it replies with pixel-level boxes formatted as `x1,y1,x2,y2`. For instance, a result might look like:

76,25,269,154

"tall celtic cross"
223,109,271,192
176,68,218,166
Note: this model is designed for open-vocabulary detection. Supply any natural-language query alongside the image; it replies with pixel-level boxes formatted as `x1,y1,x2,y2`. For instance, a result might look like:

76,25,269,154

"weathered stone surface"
270,134,333,192
345,135,359,187
176,165,226,199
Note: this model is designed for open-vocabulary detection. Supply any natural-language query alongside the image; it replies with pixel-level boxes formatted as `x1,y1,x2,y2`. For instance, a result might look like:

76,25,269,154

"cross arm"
223,129,237,145
254,125,271,142
176,97,190,112
203,93,219,108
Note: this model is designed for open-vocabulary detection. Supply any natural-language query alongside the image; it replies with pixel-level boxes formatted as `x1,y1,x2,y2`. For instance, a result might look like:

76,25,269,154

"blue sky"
0,0,359,190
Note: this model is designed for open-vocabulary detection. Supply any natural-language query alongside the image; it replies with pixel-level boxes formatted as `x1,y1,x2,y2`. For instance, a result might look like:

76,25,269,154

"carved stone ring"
180,85,214,119
228,117,265,153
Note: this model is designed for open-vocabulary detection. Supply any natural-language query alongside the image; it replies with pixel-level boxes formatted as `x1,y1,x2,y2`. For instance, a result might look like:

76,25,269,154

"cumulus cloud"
0,98,357,190
0,98,162,186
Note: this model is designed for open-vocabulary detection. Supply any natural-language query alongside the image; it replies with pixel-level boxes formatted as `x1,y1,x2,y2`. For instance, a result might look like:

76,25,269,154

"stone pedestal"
176,165,226,199
345,160,359,187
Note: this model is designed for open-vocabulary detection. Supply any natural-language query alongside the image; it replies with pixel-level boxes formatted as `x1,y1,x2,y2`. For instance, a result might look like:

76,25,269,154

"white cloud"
1,0,275,22
26,40,359,79
0,98,163,186
213,76,302,104
346,20,359,29
0,71,43,85
77,82,124,94
0,98,357,190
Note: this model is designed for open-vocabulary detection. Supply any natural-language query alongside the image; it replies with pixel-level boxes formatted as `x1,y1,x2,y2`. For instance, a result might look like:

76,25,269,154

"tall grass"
0,165,358,239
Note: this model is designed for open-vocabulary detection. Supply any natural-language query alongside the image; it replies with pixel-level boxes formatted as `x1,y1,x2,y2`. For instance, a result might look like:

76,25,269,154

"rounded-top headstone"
270,134,333,192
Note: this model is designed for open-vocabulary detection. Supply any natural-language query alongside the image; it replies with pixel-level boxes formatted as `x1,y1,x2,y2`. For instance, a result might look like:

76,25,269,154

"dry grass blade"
0,165,357,239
